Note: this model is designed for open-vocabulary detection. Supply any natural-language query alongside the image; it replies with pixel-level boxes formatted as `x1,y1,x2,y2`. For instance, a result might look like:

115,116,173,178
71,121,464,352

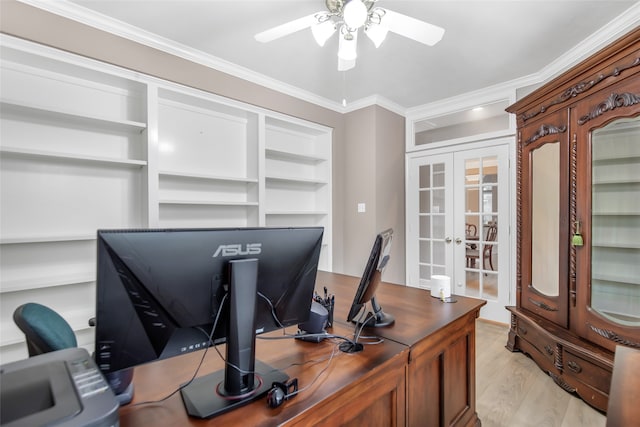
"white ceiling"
35,0,640,111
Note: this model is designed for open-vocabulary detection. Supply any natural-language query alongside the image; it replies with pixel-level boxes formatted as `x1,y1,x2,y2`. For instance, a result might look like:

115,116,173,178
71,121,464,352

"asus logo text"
212,243,262,257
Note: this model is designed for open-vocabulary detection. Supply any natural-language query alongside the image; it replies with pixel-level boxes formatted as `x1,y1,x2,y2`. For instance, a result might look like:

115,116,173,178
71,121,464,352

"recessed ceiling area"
39,0,640,110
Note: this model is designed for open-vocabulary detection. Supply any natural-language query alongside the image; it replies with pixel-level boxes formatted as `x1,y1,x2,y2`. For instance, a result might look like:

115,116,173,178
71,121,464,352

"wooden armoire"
505,28,640,412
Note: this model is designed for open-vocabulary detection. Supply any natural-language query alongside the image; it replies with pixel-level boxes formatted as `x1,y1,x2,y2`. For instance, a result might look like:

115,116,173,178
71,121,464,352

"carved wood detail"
516,132,522,294
569,134,577,308
549,371,577,393
521,56,640,123
578,92,640,124
588,324,640,348
528,297,559,312
554,345,563,371
524,124,567,145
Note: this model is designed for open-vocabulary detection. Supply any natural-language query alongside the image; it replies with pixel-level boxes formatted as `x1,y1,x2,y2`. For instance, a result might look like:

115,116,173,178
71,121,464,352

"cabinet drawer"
562,349,612,394
516,318,557,366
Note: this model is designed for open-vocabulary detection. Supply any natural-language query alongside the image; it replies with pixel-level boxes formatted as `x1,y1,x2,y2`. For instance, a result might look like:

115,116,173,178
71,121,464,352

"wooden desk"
318,271,486,427
119,271,485,427
119,322,408,426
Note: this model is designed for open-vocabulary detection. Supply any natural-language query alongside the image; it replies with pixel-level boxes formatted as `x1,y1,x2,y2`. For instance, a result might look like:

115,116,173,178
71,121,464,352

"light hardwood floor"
475,320,607,427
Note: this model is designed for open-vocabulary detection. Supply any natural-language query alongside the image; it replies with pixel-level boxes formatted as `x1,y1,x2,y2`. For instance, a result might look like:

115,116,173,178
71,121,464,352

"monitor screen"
94,227,323,417
345,228,394,327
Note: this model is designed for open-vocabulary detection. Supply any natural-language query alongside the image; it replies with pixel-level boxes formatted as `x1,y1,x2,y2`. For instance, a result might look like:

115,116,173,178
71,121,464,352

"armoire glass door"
589,117,640,327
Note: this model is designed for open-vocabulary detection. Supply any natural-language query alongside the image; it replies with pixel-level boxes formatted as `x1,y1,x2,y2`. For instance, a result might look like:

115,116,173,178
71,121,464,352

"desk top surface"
118,271,485,426
318,271,486,346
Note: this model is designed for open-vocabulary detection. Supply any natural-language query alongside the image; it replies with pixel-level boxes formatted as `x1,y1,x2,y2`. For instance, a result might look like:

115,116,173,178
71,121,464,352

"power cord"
129,292,229,407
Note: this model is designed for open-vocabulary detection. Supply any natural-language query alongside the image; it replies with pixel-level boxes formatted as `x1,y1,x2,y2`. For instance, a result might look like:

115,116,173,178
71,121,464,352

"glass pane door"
406,154,452,288
590,117,640,326
408,143,510,323
454,144,510,323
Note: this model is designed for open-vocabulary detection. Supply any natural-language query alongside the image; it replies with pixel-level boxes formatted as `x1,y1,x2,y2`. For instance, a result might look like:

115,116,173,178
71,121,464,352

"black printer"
1,347,119,427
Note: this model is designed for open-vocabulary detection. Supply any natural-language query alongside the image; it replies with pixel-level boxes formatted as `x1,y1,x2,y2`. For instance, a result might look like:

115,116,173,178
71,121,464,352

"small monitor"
341,229,394,353
95,227,323,418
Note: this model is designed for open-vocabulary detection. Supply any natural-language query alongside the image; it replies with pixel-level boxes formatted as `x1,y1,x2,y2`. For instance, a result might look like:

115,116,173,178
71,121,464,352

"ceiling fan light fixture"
338,28,358,61
311,18,336,46
364,22,388,48
255,1,445,72
338,56,356,71
343,0,368,29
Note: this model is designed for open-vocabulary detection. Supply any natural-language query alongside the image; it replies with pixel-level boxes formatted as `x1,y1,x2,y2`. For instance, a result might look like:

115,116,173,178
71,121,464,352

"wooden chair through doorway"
466,223,497,270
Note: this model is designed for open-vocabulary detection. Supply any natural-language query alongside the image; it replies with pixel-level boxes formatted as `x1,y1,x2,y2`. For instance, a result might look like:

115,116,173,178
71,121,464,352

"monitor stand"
340,296,395,354
366,296,395,327
351,296,395,328
180,258,287,419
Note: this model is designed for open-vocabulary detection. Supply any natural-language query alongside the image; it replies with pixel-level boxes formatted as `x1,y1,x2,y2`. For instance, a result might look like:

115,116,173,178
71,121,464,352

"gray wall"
0,0,406,282
343,106,405,285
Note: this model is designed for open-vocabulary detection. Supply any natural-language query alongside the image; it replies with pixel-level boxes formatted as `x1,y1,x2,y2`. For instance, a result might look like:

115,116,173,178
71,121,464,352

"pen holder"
313,288,335,329
322,298,334,329
314,296,334,328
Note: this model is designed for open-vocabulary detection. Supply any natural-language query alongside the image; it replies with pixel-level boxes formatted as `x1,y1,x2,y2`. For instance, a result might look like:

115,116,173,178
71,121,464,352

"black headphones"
266,378,298,409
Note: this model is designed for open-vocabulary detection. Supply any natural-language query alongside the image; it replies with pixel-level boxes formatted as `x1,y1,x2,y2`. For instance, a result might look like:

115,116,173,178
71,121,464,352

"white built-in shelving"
0,35,333,363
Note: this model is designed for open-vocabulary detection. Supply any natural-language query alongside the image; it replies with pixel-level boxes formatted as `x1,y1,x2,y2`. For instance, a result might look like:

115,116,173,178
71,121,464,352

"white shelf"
592,273,640,286
0,99,147,133
159,200,259,207
0,234,96,244
1,273,95,294
265,175,328,185
593,154,640,163
592,241,640,249
593,178,640,185
265,148,328,164
159,170,258,184
0,147,147,167
266,211,328,216
592,211,640,216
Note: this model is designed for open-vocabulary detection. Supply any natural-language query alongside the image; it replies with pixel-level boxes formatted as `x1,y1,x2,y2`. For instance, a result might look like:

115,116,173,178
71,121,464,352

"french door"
406,142,510,323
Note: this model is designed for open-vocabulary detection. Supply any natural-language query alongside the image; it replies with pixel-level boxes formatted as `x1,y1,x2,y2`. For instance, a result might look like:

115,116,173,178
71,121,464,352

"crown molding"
405,2,640,121
342,94,406,116
14,0,640,119
534,1,640,85
16,0,346,113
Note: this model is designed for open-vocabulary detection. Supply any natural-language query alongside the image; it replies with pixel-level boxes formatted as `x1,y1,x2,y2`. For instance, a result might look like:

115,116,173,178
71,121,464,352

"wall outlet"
357,203,366,213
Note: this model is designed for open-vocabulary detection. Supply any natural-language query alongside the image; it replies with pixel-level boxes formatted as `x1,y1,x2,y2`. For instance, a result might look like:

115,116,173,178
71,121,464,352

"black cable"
130,292,229,407
287,342,341,398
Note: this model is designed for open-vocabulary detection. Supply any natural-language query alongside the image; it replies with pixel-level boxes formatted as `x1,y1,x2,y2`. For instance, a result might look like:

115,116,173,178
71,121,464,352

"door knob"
445,237,452,243
455,238,462,244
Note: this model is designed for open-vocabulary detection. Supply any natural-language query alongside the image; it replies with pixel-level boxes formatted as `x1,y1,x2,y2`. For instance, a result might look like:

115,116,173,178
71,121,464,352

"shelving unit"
0,35,333,362
0,38,148,361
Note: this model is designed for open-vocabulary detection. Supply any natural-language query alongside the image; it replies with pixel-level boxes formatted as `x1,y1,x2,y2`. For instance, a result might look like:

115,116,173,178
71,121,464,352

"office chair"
13,302,77,357
13,302,135,405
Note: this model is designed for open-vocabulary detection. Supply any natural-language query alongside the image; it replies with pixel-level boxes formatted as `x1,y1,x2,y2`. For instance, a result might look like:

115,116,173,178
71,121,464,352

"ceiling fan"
255,0,445,71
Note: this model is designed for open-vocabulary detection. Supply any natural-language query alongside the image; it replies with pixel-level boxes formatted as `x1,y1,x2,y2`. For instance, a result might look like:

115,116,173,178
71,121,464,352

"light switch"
357,203,366,213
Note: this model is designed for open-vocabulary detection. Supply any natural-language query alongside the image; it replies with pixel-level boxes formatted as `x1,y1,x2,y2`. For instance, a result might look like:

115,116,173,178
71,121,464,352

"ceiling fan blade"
381,9,445,46
255,14,318,43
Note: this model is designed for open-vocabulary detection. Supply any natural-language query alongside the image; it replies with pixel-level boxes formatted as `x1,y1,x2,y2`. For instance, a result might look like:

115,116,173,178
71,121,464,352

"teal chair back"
13,303,77,357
